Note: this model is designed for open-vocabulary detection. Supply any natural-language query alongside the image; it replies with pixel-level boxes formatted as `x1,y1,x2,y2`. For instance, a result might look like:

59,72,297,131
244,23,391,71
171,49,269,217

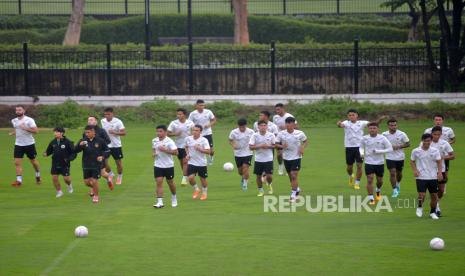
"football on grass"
75,226,88,238
223,162,234,172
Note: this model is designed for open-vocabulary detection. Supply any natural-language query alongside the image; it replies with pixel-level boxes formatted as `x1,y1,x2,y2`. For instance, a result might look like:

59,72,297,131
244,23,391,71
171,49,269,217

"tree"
232,0,249,45
63,0,86,45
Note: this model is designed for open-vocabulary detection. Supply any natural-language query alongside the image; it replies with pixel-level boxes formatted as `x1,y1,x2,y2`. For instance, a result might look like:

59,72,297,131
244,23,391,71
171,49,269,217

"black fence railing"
0,0,453,15
0,42,445,95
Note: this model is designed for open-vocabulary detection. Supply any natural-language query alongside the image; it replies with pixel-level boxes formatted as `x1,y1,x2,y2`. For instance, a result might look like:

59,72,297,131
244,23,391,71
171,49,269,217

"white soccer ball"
75,226,89,238
223,162,234,172
429,237,444,250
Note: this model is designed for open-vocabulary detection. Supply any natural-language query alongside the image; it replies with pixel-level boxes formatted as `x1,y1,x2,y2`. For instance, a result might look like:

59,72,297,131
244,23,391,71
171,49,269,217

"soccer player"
188,100,216,165
43,127,75,198
273,103,298,175
410,133,443,220
360,122,393,205
276,117,308,202
249,120,276,196
75,125,109,203
430,126,455,217
253,110,279,136
9,105,41,187
337,109,385,189
382,118,410,198
152,125,179,208
168,108,195,186
101,107,126,185
228,118,255,191
185,125,211,201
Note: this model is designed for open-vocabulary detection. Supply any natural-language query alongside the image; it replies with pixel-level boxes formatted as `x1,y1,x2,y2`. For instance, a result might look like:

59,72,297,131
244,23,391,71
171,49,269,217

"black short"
51,165,70,176
438,172,448,185
445,159,450,172
235,156,252,168
109,147,123,160
365,164,384,177
345,147,363,165
14,144,37,159
254,161,273,175
83,169,101,179
203,134,214,148
284,159,301,173
154,167,174,180
386,159,404,171
416,179,439,193
177,148,187,160
187,164,208,178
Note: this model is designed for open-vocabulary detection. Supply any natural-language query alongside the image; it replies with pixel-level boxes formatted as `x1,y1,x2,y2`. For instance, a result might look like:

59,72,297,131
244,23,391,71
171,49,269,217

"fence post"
270,41,276,94
336,0,340,15
18,0,22,14
144,0,151,60
106,43,112,96
353,39,359,94
283,0,286,15
391,0,394,13
23,42,29,96
230,0,233,13
188,42,194,94
439,37,446,93
177,0,181,13
125,0,128,15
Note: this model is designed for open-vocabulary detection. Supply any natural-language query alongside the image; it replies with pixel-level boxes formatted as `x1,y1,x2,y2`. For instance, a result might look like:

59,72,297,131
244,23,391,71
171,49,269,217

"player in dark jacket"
43,127,76,198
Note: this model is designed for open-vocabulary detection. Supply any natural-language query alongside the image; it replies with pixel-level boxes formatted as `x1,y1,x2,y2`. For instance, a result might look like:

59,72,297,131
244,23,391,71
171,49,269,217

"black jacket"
75,136,109,170
45,136,76,167
82,126,111,158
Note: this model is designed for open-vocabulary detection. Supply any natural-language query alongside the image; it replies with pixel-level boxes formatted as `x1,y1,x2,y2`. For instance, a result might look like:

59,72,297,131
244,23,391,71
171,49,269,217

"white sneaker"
67,184,73,194
171,197,178,207
153,201,164,208
416,207,423,218
430,212,439,220
278,164,284,176
56,190,64,198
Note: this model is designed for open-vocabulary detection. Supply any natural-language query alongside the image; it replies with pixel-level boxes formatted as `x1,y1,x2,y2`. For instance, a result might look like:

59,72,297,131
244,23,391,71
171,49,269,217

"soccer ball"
75,226,89,238
429,237,444,250
223,162,234,172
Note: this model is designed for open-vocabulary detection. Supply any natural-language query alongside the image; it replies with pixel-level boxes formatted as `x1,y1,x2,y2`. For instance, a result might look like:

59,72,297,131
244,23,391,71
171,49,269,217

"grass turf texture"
0,122,464,275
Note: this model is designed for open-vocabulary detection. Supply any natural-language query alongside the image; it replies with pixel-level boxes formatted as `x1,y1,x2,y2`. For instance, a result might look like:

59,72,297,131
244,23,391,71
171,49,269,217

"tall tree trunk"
232,0,249,45
420,0,438,72
406,3,420,42
63,0,85,45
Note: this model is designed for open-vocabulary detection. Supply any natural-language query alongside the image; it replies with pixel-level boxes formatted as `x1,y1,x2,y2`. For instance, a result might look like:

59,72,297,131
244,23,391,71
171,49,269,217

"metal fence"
0,42,445,95
0,0,453,16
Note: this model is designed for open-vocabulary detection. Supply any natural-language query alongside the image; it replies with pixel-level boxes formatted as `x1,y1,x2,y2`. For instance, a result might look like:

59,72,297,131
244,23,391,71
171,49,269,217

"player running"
382,118,410,198
101,107,126,185
360,122,392,205
168,108,195,186
410,133,443,220
276,117,308,202
152,125,179,209
188,100,216,165
228,118,255,191
253,110,279,136
10,105,41,187
185,125,211,201
43,127,75,198
249,120,276,196
273,103,298,175
75,125,109,203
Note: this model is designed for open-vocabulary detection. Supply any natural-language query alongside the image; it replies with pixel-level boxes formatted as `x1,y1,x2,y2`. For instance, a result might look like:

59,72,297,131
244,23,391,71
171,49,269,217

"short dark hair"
196,99,205,104
257,120,267,126
347,109,358,115
367,122,379,127
88,115,98,120
156,125,167,131
237,118,247,126
431,126,442,133
85,125,96,131
104,107,114,113
387,118,397,124
15,105,25,109
285,117,296,124
275,103,284,108
421,133,432,141
260,110,271,118
53,127,65,133
177,108,187,115
433,113,444,120
194,124,203,131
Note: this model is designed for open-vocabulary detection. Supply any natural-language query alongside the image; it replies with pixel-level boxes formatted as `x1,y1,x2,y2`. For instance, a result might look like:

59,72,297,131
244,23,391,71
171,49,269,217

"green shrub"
36,100,89,128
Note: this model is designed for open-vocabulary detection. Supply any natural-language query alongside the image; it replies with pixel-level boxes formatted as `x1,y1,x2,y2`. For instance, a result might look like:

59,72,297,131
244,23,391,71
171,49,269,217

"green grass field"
0,0,408,15
0,122,464,275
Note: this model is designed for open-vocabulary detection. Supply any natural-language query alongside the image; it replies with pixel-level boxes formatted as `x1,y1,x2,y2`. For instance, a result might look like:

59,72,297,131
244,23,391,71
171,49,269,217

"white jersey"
360,134,393,165
188,109,215,136
249,131,275,162
424,126,455,142
430,139,453,173
229,127,254,157
410,146,442,180
382,130,410,161
276,129,307,160
185,136,210,167
101,117,125,148
273,113,296,130
340,120,369,147
11,116,36,146
152,137,177,168
167,119,195,148
253,121,279,136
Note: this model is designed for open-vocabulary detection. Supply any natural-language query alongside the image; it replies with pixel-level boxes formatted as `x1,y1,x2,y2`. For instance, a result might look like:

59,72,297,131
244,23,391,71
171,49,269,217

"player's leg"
153,175,165,208
100,164,113,191
375,175,383,201
365,164,375,204
205,135,214,165
429,181,439,219
415,179,426,217
255,162,264,196
115,159,123,183
30,159,41,184
91,177,99,203
179,149,188,185
355,161,363,188
63,175,73,193
277,148,284,176
104,157,115,183
264,161,273,194
188,165,200,199
199,167,208,200
436,173,447,217
241,163,250,191
13,157,23,186
52,174,63,198
345,147,355,187
166,174,177,207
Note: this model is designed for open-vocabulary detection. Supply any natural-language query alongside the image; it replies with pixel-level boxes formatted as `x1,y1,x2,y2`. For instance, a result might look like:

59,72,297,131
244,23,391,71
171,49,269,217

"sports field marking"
39,239,81,276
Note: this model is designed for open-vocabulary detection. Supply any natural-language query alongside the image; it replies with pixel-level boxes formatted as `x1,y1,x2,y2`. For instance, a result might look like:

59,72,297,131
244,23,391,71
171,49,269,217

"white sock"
376,188,381,193
193,184,199,191
35,171,40,177
291,190,297,197
202,187,208,194
355,179,360,185
16,175,22,182
118,174,123,178
258,187,264,192
267,182,272,186
182,176,187,180
157,197,163,204
396,182,400,188
243,179,248,185
171,194,177,200
369,195,374,200
109,171,115,177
